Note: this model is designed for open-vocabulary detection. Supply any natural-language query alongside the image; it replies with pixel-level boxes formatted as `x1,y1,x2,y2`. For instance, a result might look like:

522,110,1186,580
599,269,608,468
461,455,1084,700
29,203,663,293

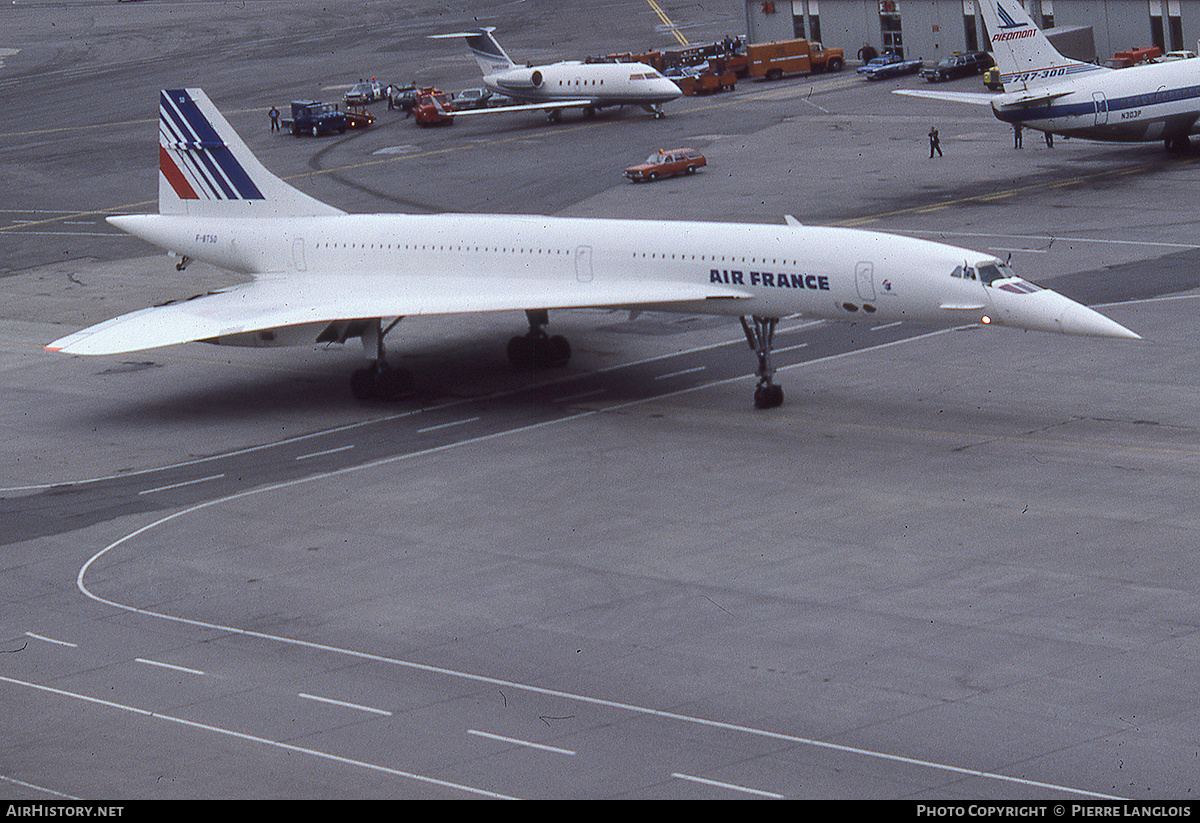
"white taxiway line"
136,658,206,676
296,444,355,461
299,692,392,716
467,729,576,756
672,772,784,799
25,632,76,648
417,417,479,434
0,675,512,799
137,474,225,496
654,366,706,380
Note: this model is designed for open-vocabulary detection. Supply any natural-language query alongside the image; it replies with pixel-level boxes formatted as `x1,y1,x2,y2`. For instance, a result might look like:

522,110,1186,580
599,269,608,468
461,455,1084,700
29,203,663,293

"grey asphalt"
2,0,1199,800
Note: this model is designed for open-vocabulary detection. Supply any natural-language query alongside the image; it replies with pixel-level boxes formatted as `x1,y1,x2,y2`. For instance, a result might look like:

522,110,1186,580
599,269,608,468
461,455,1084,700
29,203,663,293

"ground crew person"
928,126,941,157
269,106,280,131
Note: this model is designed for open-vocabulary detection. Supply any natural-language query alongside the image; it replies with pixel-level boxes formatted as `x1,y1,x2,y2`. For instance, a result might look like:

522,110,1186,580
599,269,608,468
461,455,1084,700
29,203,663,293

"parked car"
344,80,385,106
857,53,923,80
920,50,992,82
454,88,493,109
624,148,706,182
389,83,420,111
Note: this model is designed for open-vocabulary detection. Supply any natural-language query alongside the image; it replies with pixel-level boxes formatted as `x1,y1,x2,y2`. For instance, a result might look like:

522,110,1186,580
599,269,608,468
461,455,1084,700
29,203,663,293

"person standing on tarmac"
269,105,279,131
928,126,942,158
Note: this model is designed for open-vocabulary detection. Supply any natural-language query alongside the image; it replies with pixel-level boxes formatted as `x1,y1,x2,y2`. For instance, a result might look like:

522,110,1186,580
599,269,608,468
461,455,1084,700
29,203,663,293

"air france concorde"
45,89,1139,409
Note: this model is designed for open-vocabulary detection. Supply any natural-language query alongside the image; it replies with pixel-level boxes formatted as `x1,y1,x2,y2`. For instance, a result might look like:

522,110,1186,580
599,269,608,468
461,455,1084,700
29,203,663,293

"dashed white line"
299,692,392,716
0,675,508,798
417,417,479,434
25,632,76,648
136,658,206,676
870,321,903,331
0,774,78,800
137,474,225,495
672,772,784,799
467,729,576,756
654,365,706,380
775,342,810,353
296,444,354,461
554,388,606,404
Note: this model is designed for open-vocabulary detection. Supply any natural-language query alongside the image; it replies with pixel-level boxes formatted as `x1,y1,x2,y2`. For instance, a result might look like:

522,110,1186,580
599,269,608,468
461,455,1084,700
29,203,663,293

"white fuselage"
994,59,1200,141
482,60,681,108
111,211,1130,341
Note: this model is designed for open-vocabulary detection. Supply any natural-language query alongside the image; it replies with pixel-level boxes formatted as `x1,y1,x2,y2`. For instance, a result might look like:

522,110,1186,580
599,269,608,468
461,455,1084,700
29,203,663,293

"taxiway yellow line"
646,0,688,46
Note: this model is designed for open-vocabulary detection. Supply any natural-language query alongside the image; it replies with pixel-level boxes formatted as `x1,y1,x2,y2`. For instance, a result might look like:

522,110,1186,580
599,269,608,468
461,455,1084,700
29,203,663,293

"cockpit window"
977,263,1005,285
950,265,976,280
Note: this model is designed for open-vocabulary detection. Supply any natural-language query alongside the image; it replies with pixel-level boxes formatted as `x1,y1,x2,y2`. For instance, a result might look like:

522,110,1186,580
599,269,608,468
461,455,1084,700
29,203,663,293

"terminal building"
743,1,1198,67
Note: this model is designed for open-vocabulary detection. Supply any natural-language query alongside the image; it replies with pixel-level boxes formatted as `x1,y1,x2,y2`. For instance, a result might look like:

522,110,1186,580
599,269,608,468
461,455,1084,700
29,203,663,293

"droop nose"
991,287,1141,339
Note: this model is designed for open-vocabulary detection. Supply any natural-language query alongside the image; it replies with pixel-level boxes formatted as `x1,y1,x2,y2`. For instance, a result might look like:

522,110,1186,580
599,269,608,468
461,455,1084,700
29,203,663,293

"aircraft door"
1093,92,1109,126
855,261,876,301
575,245,593,282
292,237,306,272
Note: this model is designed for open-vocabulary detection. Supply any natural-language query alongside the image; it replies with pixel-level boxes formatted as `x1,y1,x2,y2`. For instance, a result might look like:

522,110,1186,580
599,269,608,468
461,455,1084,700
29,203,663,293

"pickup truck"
857,53,923,80
411,89,455,126
281,100,373,136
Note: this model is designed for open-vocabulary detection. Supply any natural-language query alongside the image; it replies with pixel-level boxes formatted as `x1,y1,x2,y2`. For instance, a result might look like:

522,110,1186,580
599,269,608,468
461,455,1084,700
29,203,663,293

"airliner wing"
448,98,596,116
46,273,750,355
892,89,998,106
893,88,1074,107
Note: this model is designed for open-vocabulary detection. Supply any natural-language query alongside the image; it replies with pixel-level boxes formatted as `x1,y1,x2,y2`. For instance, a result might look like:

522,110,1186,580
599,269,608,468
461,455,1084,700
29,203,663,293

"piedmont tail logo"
992,4,1036,41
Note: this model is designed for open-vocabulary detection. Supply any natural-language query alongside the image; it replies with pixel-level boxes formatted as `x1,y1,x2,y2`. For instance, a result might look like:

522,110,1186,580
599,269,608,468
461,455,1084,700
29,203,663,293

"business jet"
429,27,681,121
895,0,1200,150
45,89,1139,409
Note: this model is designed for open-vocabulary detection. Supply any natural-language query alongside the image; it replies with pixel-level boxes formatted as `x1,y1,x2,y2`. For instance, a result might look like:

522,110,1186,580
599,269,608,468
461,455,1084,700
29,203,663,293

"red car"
624,148,706,182
412,89,455,126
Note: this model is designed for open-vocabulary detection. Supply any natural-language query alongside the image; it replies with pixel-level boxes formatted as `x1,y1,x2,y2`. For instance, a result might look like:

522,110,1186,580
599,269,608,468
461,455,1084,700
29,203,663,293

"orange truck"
746,38,844,80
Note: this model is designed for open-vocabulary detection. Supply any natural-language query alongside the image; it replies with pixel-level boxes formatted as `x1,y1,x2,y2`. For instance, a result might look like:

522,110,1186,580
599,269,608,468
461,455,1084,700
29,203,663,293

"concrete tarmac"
2,0,1200,800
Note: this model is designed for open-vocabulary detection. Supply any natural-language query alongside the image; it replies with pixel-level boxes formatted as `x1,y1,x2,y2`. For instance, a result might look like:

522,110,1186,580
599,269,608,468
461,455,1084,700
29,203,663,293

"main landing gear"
351,317,415,401
741,315,784,410
507,309,571,369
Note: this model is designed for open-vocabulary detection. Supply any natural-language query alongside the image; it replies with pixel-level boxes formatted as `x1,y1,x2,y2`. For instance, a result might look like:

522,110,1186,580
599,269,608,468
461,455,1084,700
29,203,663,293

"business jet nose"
989,286,1141,340
658,76,683,100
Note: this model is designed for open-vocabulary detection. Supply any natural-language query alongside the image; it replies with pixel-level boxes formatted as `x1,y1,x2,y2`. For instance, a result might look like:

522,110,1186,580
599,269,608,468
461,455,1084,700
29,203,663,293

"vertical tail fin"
158,88,343,217
430,27,518,75
979,0,1107,89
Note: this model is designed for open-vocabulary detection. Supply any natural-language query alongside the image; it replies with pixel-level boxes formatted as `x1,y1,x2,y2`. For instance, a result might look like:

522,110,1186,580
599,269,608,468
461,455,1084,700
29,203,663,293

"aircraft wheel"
753,384,784,410
351,368,376,401
377,366,415,400
507,334,535,368
535,334,571,368
351,365,414,401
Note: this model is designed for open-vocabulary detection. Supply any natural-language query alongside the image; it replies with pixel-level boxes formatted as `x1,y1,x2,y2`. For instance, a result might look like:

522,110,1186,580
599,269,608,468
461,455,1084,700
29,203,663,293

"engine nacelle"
492,67,544,89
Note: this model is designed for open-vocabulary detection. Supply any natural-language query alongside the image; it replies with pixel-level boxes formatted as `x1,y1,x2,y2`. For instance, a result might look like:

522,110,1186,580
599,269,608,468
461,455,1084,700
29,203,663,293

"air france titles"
710,269,830,290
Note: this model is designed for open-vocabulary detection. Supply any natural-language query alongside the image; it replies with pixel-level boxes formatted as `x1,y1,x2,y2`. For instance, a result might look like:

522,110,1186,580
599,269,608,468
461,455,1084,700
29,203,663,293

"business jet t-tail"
45,89,1138,409
429,27,681,121
896,0,1200,149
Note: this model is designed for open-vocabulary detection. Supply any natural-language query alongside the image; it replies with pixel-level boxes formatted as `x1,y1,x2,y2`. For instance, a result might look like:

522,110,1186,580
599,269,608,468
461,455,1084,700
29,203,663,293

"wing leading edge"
46,273,750,356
